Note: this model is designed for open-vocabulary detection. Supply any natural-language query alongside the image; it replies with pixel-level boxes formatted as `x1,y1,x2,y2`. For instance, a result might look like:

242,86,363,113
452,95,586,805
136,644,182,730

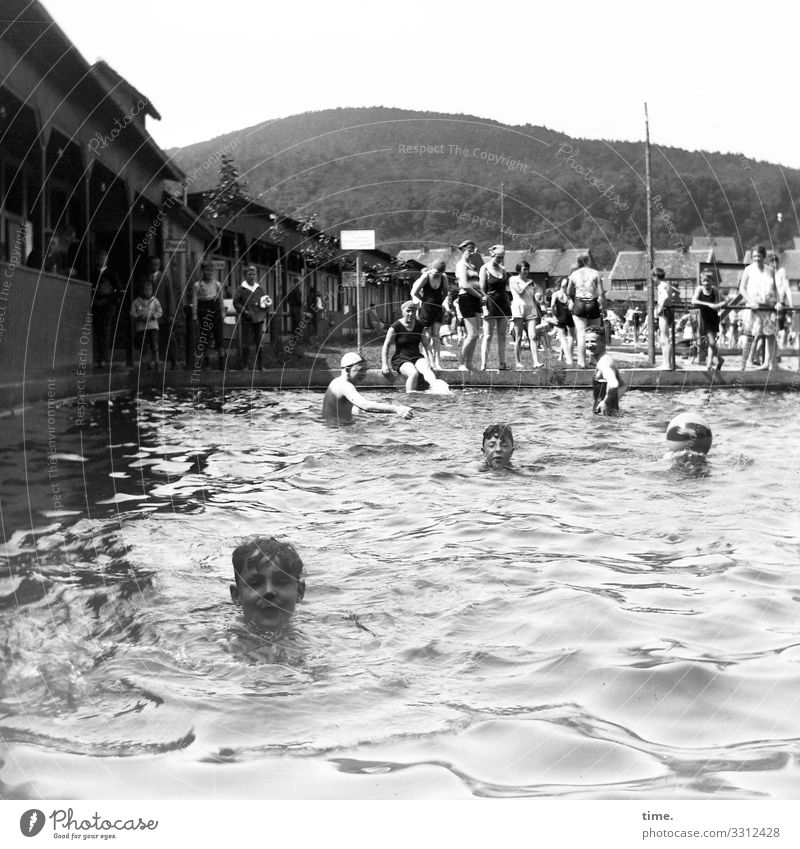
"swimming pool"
1,386,799,799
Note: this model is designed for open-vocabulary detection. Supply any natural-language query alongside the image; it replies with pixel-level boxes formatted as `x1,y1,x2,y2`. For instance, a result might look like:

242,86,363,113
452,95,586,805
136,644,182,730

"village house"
608,248,714,304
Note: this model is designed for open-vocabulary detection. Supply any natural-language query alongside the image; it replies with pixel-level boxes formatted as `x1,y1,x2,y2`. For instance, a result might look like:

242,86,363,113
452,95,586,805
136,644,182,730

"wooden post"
356,252,363,355
645,103,655,367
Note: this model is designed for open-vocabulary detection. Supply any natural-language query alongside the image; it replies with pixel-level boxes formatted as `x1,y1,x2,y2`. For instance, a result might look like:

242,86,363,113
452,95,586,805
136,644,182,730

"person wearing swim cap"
322,352,413,425
585,325,627,415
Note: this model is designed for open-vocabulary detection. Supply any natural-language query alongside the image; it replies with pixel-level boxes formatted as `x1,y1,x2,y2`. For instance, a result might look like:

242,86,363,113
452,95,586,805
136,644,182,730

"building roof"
523,248,591,278
396,247,461,273
779,250,800,280
690,235,739,262
91,60,162,121
610,249,713,282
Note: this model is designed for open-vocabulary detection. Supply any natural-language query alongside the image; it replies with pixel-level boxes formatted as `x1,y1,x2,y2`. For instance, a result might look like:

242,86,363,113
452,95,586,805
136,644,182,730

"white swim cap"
340,352,364,369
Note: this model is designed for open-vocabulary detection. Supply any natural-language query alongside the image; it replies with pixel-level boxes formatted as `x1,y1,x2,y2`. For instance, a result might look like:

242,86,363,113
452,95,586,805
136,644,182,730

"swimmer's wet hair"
232,536,305,581
482,423,514,445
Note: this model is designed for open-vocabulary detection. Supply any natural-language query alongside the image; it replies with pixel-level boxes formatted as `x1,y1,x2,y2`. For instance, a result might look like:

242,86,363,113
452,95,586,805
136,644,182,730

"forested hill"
169,106,800,268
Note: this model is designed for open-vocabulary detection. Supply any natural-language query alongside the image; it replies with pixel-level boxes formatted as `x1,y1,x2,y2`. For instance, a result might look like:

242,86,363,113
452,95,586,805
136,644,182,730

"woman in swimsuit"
550,277,575,365
455,240,484,371
410,259,448,370
479,245,511,370
691,270,728,371
381,301,439,392
567,253,604,368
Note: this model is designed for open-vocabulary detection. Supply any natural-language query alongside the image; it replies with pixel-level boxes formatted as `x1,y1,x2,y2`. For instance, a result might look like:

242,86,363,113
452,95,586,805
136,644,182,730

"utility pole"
500,182,505,243
645,103,655,367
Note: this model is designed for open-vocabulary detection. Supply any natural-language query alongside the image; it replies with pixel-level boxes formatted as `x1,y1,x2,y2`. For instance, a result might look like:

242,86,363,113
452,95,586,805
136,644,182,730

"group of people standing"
655,246,793,372
91,256,276,371
402,241,606,372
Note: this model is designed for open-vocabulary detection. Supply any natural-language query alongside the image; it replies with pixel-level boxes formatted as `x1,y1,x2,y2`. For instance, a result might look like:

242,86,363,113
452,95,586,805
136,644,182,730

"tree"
203,155,249,220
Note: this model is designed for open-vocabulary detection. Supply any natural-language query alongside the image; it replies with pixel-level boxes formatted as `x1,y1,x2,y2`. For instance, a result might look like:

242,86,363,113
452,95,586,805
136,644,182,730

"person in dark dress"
381,301,445,392
691,269,728,371
91,250,121,367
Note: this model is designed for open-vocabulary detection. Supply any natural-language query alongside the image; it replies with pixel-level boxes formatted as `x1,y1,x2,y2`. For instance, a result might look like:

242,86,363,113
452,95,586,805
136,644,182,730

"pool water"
1,386,800,799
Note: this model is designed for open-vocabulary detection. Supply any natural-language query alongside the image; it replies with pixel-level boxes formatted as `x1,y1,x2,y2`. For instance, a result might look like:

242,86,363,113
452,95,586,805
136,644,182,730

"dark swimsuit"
695,287,719,335
418,274,446,327
552,295,574,329
390,319,424,371
484,267,511,318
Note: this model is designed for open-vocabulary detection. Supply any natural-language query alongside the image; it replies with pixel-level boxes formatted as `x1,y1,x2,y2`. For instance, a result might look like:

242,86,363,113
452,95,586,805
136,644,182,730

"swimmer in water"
230,536,306,629
481,423,515,469
585,325,627,415
322,352,413,425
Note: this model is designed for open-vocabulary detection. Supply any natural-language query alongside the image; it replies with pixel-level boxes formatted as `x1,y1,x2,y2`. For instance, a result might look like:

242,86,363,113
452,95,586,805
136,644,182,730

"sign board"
340,230,376,250
341,271,360,288
211,260,227,271
164,239,187,253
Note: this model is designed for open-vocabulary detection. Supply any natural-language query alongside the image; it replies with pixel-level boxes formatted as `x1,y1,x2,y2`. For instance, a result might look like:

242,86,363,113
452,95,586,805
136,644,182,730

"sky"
38,0,800,169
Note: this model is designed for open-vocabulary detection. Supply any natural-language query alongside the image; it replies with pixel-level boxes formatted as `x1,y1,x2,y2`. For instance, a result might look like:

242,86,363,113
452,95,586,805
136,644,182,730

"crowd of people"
397,241,796,375
91,240,796,375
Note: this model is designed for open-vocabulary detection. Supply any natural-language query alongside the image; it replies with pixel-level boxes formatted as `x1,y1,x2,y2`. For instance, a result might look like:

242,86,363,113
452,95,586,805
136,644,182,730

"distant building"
396,246,461,274
690,235,739,263
608,249,714,302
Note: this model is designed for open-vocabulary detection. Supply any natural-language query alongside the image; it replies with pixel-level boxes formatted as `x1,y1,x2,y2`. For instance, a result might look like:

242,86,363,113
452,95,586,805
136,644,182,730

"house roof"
779,250,800,280
610,249,713,281
91,60,162,121
396,247,461,273
690,235,739,262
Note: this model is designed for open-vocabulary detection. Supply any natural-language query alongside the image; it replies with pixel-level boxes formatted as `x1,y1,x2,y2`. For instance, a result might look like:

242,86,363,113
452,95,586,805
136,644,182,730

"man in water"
585,325,627,415
322,352,413,425
481,423,515,469
230,536,306,629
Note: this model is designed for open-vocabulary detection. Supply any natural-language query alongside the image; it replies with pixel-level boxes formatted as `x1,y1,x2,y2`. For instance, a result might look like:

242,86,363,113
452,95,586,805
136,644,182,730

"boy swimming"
481,423,515,469
230,536,306,629
584,325,627,415
322,352,413,424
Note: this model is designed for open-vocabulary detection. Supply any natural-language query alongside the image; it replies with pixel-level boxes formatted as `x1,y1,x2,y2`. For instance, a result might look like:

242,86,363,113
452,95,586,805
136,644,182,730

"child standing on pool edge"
130,278,163,370
230,536,306,629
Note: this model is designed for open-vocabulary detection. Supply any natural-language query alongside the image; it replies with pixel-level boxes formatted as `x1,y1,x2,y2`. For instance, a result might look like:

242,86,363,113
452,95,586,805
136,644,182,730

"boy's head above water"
230,536,306,628
482,423,515,467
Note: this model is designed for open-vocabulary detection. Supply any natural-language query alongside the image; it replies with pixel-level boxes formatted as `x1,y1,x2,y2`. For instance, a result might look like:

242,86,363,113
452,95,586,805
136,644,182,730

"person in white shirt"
739,246,782,371
233,265,272,371
508,261,543,369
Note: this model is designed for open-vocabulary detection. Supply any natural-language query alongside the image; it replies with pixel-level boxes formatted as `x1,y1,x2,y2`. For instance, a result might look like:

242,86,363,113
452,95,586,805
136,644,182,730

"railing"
654,304,800,369
0,262,92,374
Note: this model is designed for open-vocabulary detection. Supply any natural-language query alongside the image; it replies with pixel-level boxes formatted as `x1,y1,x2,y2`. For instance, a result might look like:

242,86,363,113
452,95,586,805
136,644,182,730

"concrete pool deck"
2,349,799,412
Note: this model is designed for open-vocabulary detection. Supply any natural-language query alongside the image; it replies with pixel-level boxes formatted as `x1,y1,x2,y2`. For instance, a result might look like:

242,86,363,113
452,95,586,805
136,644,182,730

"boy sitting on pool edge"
230,536,306,629
585,325,627,415
323,352,413,425
481,423,515,469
